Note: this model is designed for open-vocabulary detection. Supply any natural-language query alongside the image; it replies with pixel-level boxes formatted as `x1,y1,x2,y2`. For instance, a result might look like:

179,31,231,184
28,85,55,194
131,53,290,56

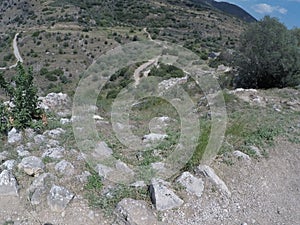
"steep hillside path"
0,33,23,70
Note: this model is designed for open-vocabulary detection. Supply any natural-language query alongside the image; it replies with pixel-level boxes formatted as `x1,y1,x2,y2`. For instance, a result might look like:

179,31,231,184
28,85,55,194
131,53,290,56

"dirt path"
163,139,300,225
0,32,23,70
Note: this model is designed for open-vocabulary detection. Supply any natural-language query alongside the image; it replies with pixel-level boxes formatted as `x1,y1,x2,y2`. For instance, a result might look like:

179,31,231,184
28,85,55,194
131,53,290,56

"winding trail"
0,33,23,70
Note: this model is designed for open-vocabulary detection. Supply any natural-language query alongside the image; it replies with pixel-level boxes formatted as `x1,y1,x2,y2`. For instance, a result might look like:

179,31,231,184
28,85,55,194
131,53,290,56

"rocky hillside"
1,1,299,225
0,0,251,95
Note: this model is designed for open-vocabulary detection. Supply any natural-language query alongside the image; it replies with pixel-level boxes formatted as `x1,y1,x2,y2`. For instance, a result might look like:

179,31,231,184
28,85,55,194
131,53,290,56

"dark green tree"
234,16,300,88
0,62,42,130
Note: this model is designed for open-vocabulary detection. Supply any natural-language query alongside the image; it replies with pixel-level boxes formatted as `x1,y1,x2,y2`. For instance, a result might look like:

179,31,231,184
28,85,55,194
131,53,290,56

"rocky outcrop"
8,128,22,144
39,92,71,117
47,185,74,212
0,170,18,196
176,171,204,197
149,178,184,211
196,165,231,197
18,156,45,176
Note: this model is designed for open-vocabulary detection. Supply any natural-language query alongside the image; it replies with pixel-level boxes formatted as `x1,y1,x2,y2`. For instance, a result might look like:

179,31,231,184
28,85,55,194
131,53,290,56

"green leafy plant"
0,63,43,130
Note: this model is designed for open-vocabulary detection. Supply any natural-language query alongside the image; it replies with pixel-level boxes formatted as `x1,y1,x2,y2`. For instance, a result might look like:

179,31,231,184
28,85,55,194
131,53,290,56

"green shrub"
0,63,43,130
234,16,300,88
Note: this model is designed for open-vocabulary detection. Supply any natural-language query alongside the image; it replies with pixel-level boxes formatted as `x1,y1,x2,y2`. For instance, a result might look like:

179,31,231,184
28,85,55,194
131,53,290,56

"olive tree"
234,16,300,88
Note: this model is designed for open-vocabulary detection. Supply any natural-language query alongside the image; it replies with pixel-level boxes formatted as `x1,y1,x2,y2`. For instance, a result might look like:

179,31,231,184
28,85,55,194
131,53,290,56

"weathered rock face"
149,178,184,211
0,170,18,196
55,160,75,176
47,185,74,212
176,171,204,198
38,92,71,117
196,165,231,197
115,198,159,225
42,146,65,159
43,128,66,139
7,128,22,144
0,151,9,162
18,156,45,176
95,163,113,179
28,173,57,205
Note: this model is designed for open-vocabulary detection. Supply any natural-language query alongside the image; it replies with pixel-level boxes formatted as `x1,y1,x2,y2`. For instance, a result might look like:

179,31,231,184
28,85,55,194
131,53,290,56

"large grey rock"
115,198,159,225
39,92,71,117
0,151,9,162
43,128,65,139
233,151,251,161
28,173,56,205
55,160,75,176
0,170,18,196
149,178,184,211
176,171,204,198
42,146,65,159
196,165,231,197
92,141,113,159
16,145,30,157
18,156,45,176
115,160,134,177
8,128,22,144
95,163,113,179
34,134,47,145
143,133,168,142
47,185,74,212
1,160,16,170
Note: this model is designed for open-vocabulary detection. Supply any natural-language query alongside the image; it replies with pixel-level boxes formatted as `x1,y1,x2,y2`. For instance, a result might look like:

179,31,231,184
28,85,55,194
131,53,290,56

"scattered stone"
273,104,282,112
130,181,147,188
34,134,47,145
18,156,45,176
115,160,134,177
249,146,262,157
60,118,70,125
143,133,168,142
16,145,30,157
0,170,18,196
149,178,184,211
0,151,9,162
196,165,231,197
45,139,60,149
92,141,113,159
39,92,71,117
28,173,56,205
43,128,65,139
8,128,22,144
233,151,251,161
95,163,113,179
24,128,35,139
115,198,159,225
55,160,75,176
47,185,74,212
176,171,204,197
76,171,91,183
93,115,104,120
42,146,65,159
1,160,16,170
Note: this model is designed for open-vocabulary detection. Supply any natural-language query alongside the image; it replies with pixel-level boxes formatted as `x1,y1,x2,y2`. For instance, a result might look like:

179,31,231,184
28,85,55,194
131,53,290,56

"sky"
216,0,300,29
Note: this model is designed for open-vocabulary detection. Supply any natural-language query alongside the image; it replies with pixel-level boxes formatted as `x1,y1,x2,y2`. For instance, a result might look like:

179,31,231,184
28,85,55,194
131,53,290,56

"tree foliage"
234,16,300,88
0,63,42,131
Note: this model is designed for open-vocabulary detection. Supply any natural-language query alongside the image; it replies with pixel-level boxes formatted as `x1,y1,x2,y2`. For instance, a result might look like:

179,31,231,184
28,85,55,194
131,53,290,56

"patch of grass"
244,125,282,147
86,184,149,216
184,120,211,170
42,156,56,164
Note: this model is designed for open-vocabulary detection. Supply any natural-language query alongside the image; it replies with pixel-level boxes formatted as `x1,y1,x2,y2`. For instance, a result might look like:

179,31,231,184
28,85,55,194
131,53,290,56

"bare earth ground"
163,138,300,225
0,138,299,225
